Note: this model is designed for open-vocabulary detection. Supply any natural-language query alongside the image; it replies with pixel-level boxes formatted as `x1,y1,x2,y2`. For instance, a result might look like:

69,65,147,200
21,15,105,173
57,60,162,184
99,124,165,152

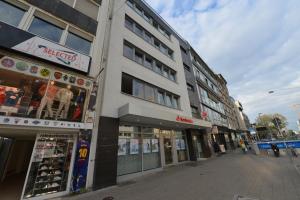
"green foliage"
255,113,288,138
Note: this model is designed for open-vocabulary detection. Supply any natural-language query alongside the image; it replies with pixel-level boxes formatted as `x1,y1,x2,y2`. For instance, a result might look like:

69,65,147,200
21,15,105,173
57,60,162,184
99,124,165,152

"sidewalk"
58,151,300,200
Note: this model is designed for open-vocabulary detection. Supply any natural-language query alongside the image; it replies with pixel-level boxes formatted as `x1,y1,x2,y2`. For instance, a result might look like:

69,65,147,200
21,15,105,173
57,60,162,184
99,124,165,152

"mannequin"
36,81,58,119
56,85,73,120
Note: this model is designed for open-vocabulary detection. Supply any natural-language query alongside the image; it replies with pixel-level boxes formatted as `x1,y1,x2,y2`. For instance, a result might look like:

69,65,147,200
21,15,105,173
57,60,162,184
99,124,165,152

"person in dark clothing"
213,141,221,155
271,143,280,157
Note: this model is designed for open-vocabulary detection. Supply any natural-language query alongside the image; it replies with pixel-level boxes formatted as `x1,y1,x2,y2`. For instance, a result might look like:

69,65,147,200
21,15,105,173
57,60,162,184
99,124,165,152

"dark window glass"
153,20,159,29
135,5,143,15
163,67,169,78
170,71,176,82
65,32,91,55
0,1,25,27
126,0,134,7
125,16,134,30
28,17,63,43
154,40,160,49
123,43,134,59
184,64,190,71
144,12,151,22
160,45,168,54
122,74,133,95
144,32,152,44
154,62,162,74
180,46,187,54
168,49,173,58
133,79,144,98
134,24,143,37
144,56,153,69
135,51,143,65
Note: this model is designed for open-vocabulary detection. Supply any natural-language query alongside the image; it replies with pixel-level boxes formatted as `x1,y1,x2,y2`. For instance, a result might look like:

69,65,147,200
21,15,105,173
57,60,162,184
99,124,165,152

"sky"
145,0,300,130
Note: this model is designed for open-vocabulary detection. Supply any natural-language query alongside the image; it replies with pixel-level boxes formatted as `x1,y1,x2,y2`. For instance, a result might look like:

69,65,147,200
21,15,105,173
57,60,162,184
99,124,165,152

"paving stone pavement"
58,151,300,200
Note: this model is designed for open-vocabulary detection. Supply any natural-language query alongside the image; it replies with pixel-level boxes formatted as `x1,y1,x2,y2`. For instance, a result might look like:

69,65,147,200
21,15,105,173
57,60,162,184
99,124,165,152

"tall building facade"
0,0,109,199
93,0,211,190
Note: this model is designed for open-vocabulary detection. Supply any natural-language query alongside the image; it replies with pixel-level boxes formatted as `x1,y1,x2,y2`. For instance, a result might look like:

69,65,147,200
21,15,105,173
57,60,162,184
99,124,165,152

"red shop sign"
176,116,193,124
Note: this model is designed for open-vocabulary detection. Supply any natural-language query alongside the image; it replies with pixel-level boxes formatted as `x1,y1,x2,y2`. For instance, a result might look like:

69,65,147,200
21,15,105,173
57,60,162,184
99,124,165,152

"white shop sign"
0,116,93,129
13,37,90,73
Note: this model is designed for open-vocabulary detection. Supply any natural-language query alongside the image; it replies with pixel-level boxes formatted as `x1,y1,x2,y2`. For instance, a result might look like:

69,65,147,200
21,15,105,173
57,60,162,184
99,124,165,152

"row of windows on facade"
199,86,225,115
194,66,220,96
122,73,180,109
203,105,227,126
125,15,174,59
126,0,171,40
0,1,92,55
123,41,177,82
60,0,100,20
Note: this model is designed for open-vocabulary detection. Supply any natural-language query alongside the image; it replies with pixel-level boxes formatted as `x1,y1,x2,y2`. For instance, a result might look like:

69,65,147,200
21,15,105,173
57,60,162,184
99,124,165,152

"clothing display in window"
36,82,58,119
4,88,21,106
55,86,74,120
0,86,6,105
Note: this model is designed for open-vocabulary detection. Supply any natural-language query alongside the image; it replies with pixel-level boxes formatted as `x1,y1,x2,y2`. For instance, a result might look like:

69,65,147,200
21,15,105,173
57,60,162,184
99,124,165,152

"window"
154,40,160,49
144,12,151,23
65,32,91,55
125,16,134,30
145,85,155,102
187,83,194,91
160,45,168,55
122,74,133,95
165,94,172,107
184,64,190,72
126,0,134,7
163,67,169,78
74,0,99,20
0,1,25,27
144,32,152,44
133,79,144,98
144,56,153,69
157,91,165,105
135,51,143,65
191,106,199,117
154,62,162,74
168,49,173,58
180,46,187,54
123,41,177,82
28,17,63,43
134,24,143,37
172,97,179,109
170,71,176,82
123,43,134,59
135,4,143,16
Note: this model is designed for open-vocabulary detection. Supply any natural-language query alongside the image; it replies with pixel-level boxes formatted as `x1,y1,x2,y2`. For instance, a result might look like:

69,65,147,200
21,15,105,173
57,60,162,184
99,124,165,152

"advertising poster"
143,139,151,153
151,139,159,153
72,130,91,193
176,139,181,150
130,139,139,154
118,138,127,156
180,139,186,150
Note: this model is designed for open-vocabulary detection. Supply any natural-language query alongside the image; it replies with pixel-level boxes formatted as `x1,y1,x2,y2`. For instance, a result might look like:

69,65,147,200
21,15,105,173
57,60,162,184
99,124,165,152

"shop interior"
0,130,35,200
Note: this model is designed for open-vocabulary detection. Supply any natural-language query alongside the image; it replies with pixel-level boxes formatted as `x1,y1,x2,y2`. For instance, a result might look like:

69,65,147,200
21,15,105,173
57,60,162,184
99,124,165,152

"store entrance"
163,138,173,165
0,137,35,200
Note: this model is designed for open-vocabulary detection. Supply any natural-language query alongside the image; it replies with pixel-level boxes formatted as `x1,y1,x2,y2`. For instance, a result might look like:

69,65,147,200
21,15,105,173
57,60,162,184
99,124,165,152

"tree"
255,113,288,138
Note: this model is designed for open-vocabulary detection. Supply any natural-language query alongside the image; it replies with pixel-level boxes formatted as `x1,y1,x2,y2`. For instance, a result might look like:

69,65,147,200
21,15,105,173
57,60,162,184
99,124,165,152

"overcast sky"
145,0,300,130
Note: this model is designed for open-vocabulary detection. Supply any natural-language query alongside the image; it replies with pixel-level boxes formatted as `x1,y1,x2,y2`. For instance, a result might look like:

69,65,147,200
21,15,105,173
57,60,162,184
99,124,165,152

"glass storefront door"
192,135,203,159
0,137,14,181
163,138,173,165
175,131,188,162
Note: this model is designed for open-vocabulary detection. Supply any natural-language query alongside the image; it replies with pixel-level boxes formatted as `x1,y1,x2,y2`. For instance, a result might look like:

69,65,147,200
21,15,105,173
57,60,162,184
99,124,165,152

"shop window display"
0,54,92,123
23,134,75,198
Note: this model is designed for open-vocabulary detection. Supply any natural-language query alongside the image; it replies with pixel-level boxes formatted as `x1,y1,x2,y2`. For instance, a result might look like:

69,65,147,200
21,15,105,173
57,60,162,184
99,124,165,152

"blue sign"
257,140,300,149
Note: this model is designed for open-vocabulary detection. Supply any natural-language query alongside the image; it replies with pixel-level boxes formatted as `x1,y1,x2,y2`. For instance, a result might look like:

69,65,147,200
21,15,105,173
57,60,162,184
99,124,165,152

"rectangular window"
184,64,190,72
160,45,168,54
157,91,165,105
145,85,155,102
191,106,198,116
125,16,134,30
154,39,160,49
74,0,99,20
123,43,134,59
134,51,143,65
172,97,179,109
65,32,91,55
0,1,25,27
165,94,172,107
163,67,169,78
168,49,173,58
135,4,143,15
28,17,63,43
144,56,153,69
134,24,143,37
122,74,133,95
144,32,152,44
154,62,162,74
133,79,144,99
170,71,176,82
180,46,187,54
126,0,134,7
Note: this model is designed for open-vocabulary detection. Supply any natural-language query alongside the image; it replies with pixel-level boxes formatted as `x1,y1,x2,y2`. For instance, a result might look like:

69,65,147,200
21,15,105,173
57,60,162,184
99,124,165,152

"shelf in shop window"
34,179,63,184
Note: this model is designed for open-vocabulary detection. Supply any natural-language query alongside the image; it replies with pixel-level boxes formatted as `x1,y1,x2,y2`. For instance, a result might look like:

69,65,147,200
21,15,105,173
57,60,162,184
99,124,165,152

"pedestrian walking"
271,143,280,157
240,139,247,154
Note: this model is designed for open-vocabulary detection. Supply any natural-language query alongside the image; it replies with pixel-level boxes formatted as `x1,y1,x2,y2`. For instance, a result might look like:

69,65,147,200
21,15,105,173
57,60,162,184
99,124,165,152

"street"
59,151,300,200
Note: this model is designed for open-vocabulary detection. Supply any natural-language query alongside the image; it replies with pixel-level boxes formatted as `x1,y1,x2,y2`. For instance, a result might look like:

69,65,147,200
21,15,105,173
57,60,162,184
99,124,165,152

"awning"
118,103,212,129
